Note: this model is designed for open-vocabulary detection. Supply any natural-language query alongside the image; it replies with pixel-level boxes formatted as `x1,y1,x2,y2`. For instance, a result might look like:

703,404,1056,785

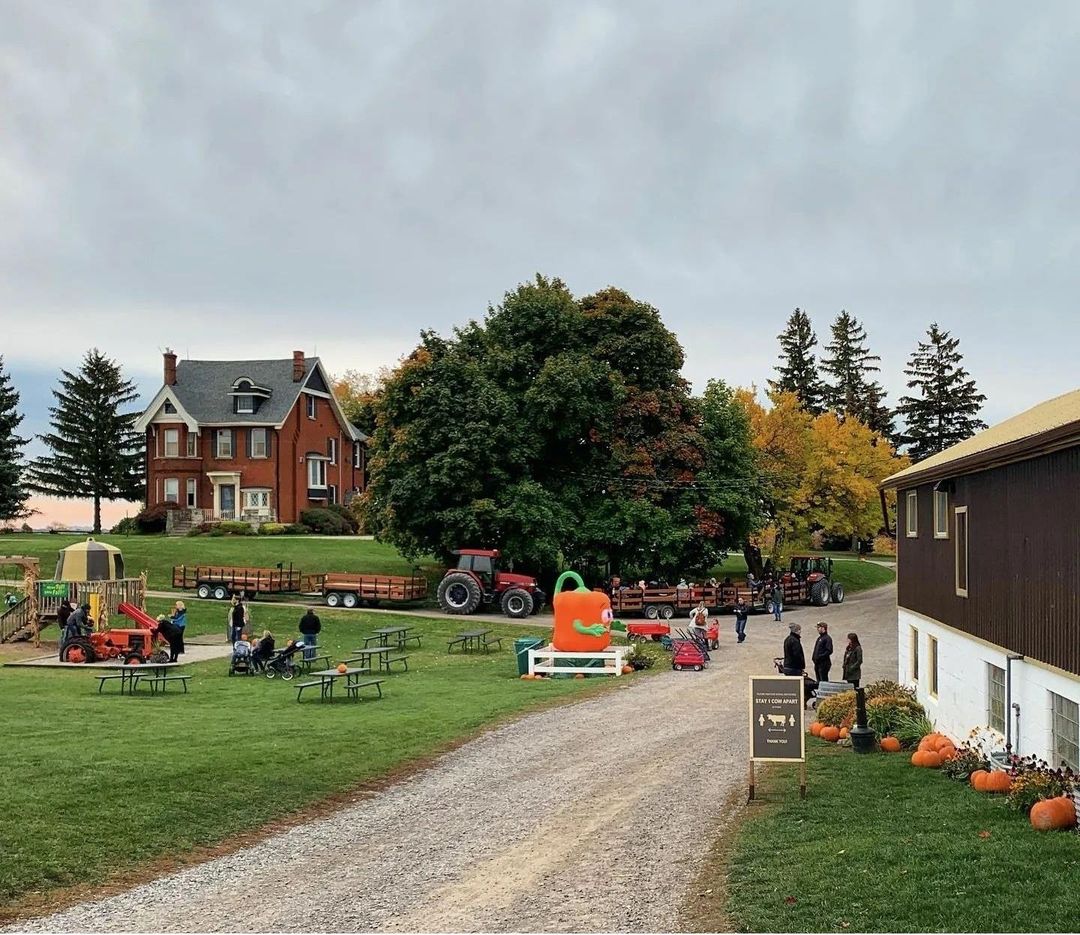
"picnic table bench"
345,647,411,673
362,626,422,649
448,629,502,653
295,666,384,702
296,653,333,673
94,662,188,695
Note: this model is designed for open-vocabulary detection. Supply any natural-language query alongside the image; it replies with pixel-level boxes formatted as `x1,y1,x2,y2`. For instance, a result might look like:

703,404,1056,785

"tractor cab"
438,548,546,619
454,549,499,589
788,555,833,582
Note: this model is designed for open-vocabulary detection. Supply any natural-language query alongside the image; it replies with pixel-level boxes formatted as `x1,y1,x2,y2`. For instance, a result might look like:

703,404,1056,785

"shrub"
259,522,287,536
625,641,663,670
20,523,32,533
325,503,359,534
866,695,927,739
299,508,351,535
109,516,138,535
133,503,176,534
941,744,988,781
0,526,14,535
872,534,896,556
893,710,935,749
284,523,309,535
864,679,917,703
206,527,225,537
216,520,255,536
1005,754,1077,814
816,691,856,727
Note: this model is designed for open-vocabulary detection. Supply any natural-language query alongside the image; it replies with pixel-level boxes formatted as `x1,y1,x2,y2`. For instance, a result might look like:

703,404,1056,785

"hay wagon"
320,573,428,609
172,564,308,600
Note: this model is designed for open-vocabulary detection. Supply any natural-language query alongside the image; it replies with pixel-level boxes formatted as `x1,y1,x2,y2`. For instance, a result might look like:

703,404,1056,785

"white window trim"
186,433,197,457
928,635,939,698
216,429,233,459
186,478,197,508
163,429,179,458
910,626,919,682
163,477,179,503
236,395,255,414
250,428,268,459
329,438,337,464
241,488,272,511
353,442,361,469
905,490,918,537
955,506,969,598
307,457,327,488
307,396,317,420
933,490,949,539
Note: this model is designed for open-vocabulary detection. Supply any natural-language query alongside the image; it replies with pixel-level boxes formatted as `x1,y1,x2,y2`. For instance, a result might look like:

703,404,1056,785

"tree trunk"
851,532,859,554
93,496,101,535
742,542,764,579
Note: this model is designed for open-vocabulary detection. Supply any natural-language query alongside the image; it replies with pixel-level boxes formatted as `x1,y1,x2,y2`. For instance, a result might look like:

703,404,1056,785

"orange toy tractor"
60,603,171,665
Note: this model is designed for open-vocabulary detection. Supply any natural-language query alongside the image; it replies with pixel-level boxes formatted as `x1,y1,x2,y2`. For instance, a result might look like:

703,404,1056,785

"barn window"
1051,693,1079,772
928,635,939,698
987,664,1006,734
955,507,969,597
905,491,918,537
934,490,949,538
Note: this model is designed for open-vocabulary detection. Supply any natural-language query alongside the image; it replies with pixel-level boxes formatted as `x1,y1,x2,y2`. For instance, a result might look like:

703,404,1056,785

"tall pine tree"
820,310,894,439
0,357,30,522
768,308,824,414
26,349,144,533
896,323,986,462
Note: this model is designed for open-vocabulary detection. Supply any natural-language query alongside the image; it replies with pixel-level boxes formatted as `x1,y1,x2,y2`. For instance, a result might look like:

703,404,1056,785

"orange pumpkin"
810,722,824,737
574,673,586,679
838,727,850,740
621,664,634,674
911,751,926,767
552,571,614,653
982,770,1012,794
970,769,989,791
939,745,957,761
336,663,348,674
1030,796,1077,831
880,736,901,753
820,726,840,743
918,738,936,752
520,673,533,680
934,736,955,753
922,751,942,769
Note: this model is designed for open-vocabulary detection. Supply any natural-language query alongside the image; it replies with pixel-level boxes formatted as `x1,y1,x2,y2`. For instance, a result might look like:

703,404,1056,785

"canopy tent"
54,538,125,582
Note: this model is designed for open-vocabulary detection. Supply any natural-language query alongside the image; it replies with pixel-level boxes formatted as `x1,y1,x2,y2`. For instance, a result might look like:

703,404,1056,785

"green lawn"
0,600,613,913
689,741,1080,932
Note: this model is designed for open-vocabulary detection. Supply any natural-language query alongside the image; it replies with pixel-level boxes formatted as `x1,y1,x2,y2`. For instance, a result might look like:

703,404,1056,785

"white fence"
528,647,628,677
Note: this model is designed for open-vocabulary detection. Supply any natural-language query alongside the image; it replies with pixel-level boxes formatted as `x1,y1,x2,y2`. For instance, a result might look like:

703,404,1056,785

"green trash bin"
515,637,545,676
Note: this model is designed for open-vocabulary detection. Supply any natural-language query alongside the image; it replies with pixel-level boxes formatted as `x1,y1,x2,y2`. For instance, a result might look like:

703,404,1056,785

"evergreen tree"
0,357,30,522
768,308,825,414
26,349,144,533
820,310,894,438
896,323,987,462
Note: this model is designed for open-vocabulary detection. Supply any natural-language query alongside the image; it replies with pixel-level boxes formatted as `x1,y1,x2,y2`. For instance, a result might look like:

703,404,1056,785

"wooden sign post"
748,675,806,802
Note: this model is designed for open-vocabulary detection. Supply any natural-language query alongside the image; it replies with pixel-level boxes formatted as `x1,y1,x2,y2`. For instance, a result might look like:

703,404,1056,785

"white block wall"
898,608,1080,763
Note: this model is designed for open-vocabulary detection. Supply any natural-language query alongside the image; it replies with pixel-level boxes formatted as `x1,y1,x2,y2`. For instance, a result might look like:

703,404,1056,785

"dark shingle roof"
171,357,318,425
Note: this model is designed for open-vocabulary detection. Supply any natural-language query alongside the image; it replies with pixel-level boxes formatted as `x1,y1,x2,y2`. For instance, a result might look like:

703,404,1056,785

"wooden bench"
384,654,411,672
96,674,126,693
295,680,327,702
343,679,385,700
140,674,193,694
483,636,502,651
447,635,468,652
298,654,332,672
400,633,422,648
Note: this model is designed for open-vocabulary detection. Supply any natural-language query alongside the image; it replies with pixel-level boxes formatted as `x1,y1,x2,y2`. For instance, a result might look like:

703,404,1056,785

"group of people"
228,595,323,662
782,621,863,686
55,597,187,662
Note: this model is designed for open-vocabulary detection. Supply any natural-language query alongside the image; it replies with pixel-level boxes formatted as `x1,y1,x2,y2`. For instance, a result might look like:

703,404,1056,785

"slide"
117,602,159,629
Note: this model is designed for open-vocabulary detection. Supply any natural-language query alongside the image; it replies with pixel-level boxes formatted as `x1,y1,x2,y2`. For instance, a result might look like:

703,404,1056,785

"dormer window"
229,377,271,414
236,395,254,414
163,400,177,414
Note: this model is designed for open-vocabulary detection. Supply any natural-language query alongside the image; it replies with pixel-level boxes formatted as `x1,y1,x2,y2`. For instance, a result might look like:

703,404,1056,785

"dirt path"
14,586,897,933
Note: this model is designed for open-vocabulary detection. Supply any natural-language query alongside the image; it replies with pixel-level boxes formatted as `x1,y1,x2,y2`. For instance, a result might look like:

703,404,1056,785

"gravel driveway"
14,583,897,933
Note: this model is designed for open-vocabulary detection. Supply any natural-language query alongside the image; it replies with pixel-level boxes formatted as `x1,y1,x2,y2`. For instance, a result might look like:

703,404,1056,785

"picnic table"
95,662,190,695
295,644,332,673
294,667,384,703
362,626,421,649
347,645,412,673
447,629,503,653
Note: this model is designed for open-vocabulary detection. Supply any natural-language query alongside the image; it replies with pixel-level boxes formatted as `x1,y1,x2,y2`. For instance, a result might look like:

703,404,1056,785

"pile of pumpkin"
909,731,957,767
808,721,848,743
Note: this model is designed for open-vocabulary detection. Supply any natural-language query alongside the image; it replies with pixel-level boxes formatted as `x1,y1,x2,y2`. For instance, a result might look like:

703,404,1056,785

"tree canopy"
768,308,825,414
0,357,30,522
820,310,894,438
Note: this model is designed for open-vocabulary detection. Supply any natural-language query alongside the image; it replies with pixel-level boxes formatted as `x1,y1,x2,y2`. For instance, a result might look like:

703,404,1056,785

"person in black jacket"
298,608,321,660
812,621,833,683
782,622,805,675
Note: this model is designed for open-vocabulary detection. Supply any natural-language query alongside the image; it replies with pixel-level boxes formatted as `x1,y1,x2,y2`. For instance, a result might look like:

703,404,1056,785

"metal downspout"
1006,654,1024,753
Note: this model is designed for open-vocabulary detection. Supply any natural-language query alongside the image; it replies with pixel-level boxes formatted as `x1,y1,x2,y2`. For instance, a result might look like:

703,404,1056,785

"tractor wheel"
501,588,534,619
150,649,170,664
644,605,660,620
61,639,95,664
763,598,775,616
196,584,212,600
212,585,229,601
659,605,675,620
325,592,342,608
437,573,482,615
831,582,845,604
342,593,359,609
123,653,145,666
810,579,830,606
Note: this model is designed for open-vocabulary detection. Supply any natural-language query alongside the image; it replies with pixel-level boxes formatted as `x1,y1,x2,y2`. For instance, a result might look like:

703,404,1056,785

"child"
252,629,275,667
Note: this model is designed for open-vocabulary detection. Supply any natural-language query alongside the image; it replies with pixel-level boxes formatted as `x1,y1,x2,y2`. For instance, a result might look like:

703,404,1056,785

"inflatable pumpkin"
551,571,616,653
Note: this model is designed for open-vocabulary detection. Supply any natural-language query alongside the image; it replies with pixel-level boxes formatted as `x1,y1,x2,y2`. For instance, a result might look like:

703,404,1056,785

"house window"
1051,692,1080,772
905,491,918,537
955,507,969,597
353,442,361,469
934,490,949,538
328,437,336,464
328,484,337,504
236,395,254,414
186,432,197,457
163,429,179,458
250,428,268,459
307,457,327,488
186,478,197,508
216,429,233,459
163,478,179,503
986,664,1006,733
910,626,919,681
928,635,939,698
242,489,271,512
307,395,317,420
163,400,177,414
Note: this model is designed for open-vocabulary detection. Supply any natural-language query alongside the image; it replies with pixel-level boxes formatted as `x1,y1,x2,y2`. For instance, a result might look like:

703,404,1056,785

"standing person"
812,622,833,683
689,601,708,644
771,582,784,622
298,607,321,660
228,597,248,644
169,600,187,662
782,622,805,676
734,599,749,644
843,632,863,688
56,598,74,639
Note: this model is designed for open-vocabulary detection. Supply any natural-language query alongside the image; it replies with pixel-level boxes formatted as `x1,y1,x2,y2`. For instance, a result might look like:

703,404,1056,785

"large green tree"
363,276,759,580
820,310,894,438
0,357,30,522
895,323,987,462
26,349,144,533
768,308,825,414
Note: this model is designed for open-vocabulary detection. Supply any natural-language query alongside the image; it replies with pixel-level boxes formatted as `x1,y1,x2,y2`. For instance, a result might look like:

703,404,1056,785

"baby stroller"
773,657,819,707
228,639,254,676
263,640,304,680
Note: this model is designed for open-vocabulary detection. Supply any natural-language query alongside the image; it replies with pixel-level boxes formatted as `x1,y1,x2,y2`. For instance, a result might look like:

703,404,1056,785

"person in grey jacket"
842,632,863,688
812,621,833,683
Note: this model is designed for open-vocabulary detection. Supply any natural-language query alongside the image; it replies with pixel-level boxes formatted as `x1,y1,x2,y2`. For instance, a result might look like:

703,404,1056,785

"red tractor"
774,555,846,609
59,603,171,665
436,549,546,619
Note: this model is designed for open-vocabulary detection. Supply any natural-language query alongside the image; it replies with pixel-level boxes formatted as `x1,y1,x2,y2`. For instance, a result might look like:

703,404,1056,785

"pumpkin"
574,673,586,679
336,663,348,674
552,571,614,653
621,664,634,674
820,726,841,743
520,673,533,680
839,727,850,740
982,770,1012,794
1030,796,1077,831
918,737,936,752
922,751,942,768
911,751,926,767
880,736,901,753
810,722,824,737
939,745,957,762
970,769,989,791
934,736,955,753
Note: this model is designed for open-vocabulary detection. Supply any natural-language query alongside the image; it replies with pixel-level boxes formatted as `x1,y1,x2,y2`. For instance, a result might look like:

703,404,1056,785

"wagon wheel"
673,663,683,671
212,585,229,601
342,593,359,609
644,605,660,620
196,584,211,600
325,592,342,608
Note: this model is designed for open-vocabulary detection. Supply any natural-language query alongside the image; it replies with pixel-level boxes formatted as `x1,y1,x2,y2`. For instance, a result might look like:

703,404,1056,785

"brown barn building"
134,350,366,530
881,389,1080,769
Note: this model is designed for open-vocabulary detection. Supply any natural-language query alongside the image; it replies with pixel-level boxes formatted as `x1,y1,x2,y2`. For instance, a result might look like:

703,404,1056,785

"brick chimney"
293,350,305,382
163,349,177,386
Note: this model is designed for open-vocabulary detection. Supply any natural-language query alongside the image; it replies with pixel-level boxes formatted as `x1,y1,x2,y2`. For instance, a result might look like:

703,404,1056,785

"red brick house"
134,350,367,528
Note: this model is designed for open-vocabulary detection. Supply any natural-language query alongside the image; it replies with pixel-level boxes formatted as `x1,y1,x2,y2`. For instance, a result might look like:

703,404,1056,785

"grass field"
0,600,614,913
685,741,1080,933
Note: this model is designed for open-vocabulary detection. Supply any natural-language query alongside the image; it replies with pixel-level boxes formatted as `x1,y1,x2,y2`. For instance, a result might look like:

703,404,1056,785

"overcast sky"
4,1,1080,523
